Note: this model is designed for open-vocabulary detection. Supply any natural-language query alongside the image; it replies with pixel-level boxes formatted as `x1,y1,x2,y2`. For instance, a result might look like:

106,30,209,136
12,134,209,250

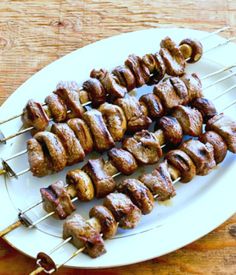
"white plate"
0,27,236,269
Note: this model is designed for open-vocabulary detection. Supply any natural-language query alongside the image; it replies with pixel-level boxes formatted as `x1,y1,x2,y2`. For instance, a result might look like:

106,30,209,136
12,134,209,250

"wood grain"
0,0,236,274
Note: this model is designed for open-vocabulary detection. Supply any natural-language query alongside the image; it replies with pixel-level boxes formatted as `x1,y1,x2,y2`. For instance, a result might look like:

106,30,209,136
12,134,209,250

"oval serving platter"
0,27,236,269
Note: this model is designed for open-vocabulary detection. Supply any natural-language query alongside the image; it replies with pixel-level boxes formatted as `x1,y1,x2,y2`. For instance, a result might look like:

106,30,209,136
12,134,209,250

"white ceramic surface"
0,27,236,269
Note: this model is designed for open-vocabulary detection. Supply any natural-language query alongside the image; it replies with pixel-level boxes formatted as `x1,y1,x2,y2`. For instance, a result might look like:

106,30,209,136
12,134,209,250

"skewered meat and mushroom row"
27,72,205,177
21,36,203,131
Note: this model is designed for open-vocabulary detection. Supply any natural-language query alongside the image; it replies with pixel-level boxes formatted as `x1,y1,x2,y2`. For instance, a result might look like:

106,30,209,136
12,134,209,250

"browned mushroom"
179,38,203,63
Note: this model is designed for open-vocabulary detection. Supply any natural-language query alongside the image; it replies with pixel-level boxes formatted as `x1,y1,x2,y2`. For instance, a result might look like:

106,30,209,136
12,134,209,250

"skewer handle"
29,266,45,275
0,220,21,237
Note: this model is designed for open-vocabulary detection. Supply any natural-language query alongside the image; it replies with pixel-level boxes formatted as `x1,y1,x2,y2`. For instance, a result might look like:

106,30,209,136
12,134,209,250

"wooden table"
0,1,236,274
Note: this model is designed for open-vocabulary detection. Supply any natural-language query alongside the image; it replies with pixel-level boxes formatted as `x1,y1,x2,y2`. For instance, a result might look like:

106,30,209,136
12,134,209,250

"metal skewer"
0,26,233,144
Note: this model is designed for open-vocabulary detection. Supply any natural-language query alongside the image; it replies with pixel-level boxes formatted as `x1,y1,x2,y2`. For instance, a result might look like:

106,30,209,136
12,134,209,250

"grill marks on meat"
45,94,67,122
63,213,105,258
181,139,216,175
83,110,115,152
165,149,196,183
51,123,85,166
98,103,127,141
22,100,49,131
108,148,138,175
41,180,75,219
157,116,183,145
117,179,154,214
199,131,227,164
139,93,164,119
115,96,152,132
139,161,176,201
103,193,142,229
83,158,116,198
206,114,236,153
123,130,162,164
34,132,67,172
89,206,118,239
172,105,203,136
191,97,217,123
83,78,106,107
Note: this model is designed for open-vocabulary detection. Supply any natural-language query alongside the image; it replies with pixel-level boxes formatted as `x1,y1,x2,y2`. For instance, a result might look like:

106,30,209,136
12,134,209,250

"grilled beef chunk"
22,100,49,131
98,103,127,141
172,105,203,136
115,96,152,132
51,123,85,166
89,206,118,239
179,38,203,63
199,131,227,164
45,94,67,122
54,88,84,118
34,132,67,172
112,65,136,91
41,180,75,219
117,179,154,214
157,116,183,145
125,54,150,87
83,158,116,198
63,213,106,258
142,53,166,84
159,36,185,76
190,97,217,123
83,110,115,152
206,114,236,153
27,138,51,177
108,148,138,175
165,149,196,183
181,73,203,102
67,118,93,154
139,93,164,119
103,193,142,229
181,139,216,175
139,161,176,201
123,130,162,164
83,78,106,107
66,169,94,201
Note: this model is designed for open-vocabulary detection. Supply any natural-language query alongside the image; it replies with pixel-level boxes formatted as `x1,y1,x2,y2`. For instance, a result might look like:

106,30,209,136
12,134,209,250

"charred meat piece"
123,130,162,164
139,93,164,119
22,100,49,131
54,88,84,118
165,149,196,183
34,131,67,172
27,138,51,177
89,205,118,239
157,116,183,145
142,53,166,85
172,105,203,136
191,97,217,123
98,103,127,141
117,179,154,215
103,192,142,229
83,78,106,107
83,158,116,198
179,38,203,63
139,161,176,201
45,94,67,122
66,169,94,201
63,213,106,258
115,96,152,132
51,123,85,166
41,180,75,219
199,131,227,164
83,110,115,152
181,73,203,102
112,65,136,91
125,54,150,87
206,114,236,153
67,118,93,154
108,148,138,175
159,36,185,76
181,139,216,175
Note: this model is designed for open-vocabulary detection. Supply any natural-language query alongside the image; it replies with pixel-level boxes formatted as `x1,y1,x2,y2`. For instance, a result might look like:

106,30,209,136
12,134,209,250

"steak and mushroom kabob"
26,72,204,177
